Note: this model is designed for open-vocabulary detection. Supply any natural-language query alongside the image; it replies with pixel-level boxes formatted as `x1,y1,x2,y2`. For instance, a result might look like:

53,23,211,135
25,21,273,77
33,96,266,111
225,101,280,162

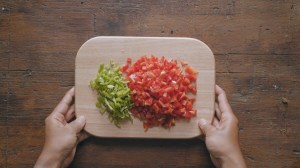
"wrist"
220,150,246,168
35,148,64,168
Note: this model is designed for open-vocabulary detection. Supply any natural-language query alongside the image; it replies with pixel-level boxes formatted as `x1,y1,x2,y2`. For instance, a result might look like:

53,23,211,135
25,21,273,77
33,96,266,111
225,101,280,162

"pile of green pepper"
90,62,133,127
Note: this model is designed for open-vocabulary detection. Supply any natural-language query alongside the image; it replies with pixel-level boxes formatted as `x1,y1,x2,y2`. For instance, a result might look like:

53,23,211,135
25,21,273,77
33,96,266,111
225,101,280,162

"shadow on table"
70,136,214,168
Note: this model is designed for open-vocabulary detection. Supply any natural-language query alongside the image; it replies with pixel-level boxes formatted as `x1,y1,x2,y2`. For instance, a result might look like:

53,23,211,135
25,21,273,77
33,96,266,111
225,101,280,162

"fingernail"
198,118,207,126
77,116,86,124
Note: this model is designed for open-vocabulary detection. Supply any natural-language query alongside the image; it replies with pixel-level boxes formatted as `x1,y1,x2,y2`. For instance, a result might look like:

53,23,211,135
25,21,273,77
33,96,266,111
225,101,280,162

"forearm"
34,150,64,168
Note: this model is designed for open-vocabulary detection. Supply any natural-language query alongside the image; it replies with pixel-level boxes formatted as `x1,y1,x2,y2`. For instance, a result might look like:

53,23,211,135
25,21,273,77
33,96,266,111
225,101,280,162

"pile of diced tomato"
121,55,197,130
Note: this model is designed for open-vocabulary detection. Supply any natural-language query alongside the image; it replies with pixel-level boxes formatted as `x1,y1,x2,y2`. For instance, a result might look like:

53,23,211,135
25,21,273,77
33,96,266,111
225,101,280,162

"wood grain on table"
0,0,299,168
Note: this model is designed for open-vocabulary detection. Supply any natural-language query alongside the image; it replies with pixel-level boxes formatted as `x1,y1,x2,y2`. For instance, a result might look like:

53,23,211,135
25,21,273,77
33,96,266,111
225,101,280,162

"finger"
212,116,220,128
215,85,234,116
198,118,215,136
68,116,86,133
77,131,90,143
215,102,222,120
65,104,75,122
50,113,67,126
53,87,75,115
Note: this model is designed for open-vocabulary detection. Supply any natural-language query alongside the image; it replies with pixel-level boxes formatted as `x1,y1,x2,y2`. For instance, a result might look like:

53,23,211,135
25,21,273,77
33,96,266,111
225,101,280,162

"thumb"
77,131,90,143
69,116,86,133
198,118,215,136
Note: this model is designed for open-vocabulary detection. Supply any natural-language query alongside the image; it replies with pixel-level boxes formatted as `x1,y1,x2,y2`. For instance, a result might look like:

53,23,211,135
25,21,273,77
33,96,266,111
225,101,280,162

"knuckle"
200,125,206,131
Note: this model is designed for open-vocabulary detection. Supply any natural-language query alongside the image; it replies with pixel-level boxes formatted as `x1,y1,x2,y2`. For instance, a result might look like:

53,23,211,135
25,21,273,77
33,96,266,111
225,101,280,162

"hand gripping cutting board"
75,36,215,138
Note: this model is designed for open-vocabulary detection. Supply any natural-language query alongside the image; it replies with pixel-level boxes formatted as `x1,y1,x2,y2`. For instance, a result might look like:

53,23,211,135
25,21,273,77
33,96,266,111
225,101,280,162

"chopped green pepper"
90,61,133,127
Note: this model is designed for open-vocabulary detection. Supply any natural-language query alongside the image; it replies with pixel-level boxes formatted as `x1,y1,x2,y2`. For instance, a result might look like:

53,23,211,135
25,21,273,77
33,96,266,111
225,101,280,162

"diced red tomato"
122,55,198,130
189,110,197,116
188,83,197,94
121,64,129,72
127,57,132,64
186,74,196,82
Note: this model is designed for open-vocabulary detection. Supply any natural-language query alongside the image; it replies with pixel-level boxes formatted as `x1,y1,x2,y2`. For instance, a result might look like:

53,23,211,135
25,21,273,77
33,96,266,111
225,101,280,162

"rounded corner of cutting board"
82,125,102,138
75,36,106,60
187,37,215,64
76,37,92,53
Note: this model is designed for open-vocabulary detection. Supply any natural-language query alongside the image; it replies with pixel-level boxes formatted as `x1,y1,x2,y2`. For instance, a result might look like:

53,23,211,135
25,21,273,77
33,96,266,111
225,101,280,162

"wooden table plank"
0,77,7,168
0,1,9,161
0,1,10,71
1,0,299,167
6,126,44,168
6,71,74,127
8,2,94,71
91,0,297,55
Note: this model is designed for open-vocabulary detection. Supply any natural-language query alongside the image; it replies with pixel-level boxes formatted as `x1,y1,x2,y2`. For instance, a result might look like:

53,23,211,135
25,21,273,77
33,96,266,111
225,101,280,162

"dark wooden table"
1,1,299,167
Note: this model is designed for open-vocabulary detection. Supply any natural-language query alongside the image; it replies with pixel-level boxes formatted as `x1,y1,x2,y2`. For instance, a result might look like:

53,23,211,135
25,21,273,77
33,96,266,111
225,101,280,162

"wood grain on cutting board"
75,36,215,138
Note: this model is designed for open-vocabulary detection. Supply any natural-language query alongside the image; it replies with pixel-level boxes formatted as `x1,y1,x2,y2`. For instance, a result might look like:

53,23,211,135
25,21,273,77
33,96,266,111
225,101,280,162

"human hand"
198,85,247,168
35,87,89,168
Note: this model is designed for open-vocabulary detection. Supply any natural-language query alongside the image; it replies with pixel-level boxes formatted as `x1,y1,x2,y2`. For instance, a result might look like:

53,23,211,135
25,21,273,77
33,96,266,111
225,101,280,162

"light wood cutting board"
75,36,215,139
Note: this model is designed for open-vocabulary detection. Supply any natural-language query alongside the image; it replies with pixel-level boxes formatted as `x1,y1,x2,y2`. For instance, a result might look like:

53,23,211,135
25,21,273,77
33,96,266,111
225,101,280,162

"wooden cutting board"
75,36,215,139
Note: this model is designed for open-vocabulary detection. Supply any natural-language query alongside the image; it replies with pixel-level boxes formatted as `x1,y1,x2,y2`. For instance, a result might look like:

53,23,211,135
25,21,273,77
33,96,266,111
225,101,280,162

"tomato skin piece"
185,66,198,75
123,55,198,129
